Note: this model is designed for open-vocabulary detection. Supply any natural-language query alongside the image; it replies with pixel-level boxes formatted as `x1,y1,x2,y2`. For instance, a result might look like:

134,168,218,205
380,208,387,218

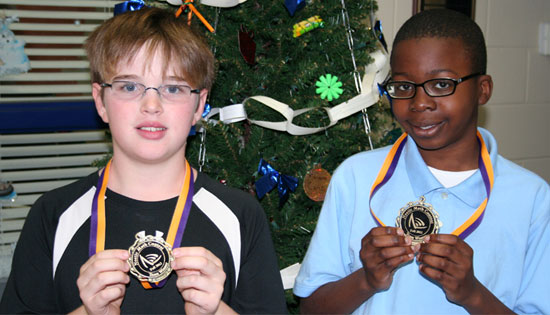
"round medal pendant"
396,196,442,245
128,233,174,283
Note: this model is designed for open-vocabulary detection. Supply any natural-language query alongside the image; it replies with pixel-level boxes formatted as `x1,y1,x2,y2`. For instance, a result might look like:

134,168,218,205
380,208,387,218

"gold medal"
128,232,174,283
396,196,442,244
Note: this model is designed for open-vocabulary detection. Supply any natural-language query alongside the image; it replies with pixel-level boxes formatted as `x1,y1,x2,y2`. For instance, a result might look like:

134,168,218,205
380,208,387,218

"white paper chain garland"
204,49,389,136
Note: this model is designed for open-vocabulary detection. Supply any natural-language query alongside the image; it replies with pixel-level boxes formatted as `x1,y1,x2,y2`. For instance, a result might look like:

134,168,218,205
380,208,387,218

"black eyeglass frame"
383,72,483,99
100,80,201,98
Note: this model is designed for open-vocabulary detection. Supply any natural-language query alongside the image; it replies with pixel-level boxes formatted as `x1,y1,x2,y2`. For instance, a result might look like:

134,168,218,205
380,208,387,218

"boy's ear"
192,89,209,125
477,74,493,106
92,83,109,123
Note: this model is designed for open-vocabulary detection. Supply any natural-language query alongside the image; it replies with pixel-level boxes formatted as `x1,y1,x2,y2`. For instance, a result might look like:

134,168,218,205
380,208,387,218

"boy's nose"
409,86,436,111
140,89,164,114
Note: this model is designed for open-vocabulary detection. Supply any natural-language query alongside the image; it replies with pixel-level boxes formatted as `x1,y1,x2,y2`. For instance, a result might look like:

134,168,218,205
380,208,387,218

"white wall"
377,0,550,183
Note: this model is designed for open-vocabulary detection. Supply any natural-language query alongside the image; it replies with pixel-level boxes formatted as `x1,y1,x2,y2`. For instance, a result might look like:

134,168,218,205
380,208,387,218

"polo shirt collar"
403,127,498,208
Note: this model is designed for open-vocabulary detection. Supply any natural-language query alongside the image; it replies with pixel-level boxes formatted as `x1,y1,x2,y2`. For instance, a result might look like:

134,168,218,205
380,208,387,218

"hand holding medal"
76,249,131,315
360,227,415,292
171,247,227,314
416,234,479,307
364,131,495,305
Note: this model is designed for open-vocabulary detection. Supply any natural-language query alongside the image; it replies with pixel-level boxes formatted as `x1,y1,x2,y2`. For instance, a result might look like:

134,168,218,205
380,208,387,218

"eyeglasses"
384,73,483,99
101,80,200,103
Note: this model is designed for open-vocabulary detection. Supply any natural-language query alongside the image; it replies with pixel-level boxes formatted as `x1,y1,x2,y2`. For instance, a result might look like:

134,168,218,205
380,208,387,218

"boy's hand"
417,234,480,306
76,249,130,315
172,247,227,314
360,227,415,292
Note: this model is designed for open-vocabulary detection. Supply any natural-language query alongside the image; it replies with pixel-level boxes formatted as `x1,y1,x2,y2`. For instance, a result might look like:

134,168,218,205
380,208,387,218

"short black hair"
391,9,487,74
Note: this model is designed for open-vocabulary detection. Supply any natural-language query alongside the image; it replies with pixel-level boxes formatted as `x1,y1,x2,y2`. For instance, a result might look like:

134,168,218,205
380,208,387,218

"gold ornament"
303,166,331,202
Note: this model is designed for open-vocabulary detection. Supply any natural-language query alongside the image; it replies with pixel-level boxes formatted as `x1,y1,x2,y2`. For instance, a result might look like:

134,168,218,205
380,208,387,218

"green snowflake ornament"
315,74,343,101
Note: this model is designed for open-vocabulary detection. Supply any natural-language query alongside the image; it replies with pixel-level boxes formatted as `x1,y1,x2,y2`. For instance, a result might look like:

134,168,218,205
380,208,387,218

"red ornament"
238,25,256,65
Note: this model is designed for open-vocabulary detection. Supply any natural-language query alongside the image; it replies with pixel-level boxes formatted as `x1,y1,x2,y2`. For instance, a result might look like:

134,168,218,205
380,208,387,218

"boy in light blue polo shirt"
294,9,550,314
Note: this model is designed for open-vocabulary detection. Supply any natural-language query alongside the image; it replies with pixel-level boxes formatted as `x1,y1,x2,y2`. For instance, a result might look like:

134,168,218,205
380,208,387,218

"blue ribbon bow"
255,158,298,206
114,0,147,16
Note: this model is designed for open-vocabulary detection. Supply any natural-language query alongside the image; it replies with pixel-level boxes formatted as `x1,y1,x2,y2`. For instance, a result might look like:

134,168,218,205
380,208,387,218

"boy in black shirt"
1,7,286,314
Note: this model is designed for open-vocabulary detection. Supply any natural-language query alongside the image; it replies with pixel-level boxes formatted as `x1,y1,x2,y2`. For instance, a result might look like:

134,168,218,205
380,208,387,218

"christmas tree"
134,0,401,310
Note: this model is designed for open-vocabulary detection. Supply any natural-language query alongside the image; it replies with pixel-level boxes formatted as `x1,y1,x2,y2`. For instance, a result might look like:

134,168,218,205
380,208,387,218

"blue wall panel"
0,101,107,133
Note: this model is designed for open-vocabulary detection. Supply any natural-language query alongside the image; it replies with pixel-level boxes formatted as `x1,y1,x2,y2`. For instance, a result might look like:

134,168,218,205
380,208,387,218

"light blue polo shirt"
294,128,550,314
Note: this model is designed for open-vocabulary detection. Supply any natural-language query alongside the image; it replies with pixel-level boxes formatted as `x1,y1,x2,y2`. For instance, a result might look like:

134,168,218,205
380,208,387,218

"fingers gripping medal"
396,196,442,245
128,232,174,283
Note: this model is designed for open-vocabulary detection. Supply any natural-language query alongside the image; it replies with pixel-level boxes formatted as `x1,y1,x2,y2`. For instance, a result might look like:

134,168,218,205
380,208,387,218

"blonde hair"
85,7,215,90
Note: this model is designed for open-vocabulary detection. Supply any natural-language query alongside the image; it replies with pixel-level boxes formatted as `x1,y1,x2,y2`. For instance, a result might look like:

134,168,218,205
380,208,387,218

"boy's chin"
408,136,448,152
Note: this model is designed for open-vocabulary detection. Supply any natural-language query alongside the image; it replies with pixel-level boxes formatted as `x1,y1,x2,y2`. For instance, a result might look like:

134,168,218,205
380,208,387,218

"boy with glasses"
0,8,286,314
294,9,550,314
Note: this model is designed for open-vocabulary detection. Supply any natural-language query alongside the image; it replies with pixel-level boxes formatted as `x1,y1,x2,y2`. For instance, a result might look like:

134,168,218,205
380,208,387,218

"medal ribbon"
90,159,194,289
369,130,494,239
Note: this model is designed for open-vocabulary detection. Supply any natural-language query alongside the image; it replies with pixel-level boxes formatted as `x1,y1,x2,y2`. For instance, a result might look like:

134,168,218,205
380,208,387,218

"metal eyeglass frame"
100,80,200,100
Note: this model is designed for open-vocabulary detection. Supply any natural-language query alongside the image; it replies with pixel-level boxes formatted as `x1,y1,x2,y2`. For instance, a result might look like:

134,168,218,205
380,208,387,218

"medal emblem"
128,232,174,283
396,196,442,244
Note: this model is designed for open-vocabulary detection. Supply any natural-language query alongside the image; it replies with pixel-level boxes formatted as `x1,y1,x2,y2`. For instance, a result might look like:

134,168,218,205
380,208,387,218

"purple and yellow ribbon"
90,159,194,289
369,131,493,239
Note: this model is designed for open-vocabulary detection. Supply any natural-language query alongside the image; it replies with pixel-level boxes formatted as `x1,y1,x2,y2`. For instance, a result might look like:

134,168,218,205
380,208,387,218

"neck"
105,155,192,201
419,137,480,171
